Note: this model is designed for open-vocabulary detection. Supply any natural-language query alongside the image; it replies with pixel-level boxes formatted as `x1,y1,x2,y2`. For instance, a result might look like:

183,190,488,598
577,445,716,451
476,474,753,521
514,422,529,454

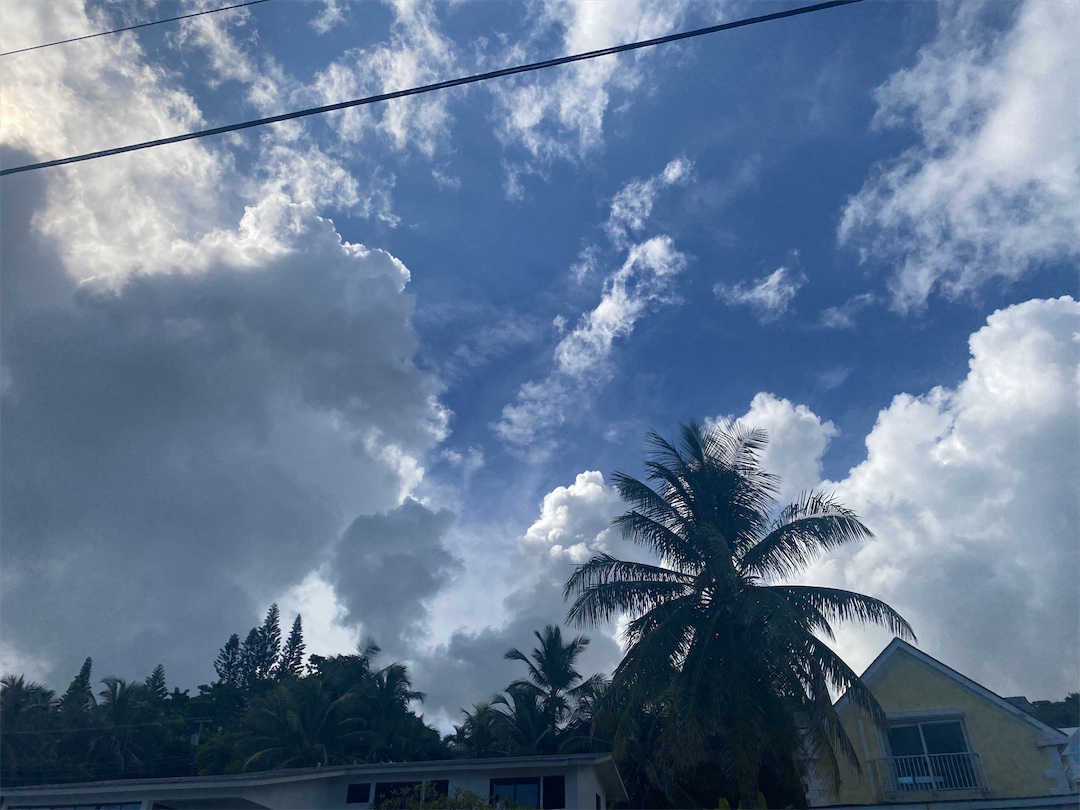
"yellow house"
806,638,1077,810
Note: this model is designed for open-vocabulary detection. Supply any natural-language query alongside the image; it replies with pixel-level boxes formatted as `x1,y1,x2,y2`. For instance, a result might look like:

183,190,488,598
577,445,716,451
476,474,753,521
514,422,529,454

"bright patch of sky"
1,0,1076,728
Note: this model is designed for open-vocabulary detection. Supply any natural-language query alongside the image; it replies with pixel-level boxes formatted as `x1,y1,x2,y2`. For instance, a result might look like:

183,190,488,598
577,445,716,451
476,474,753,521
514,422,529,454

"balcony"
872,752,986,796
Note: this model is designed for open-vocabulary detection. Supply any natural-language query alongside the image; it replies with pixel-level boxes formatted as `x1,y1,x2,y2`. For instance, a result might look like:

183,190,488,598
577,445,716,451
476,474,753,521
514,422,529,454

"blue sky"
2,0,1077,729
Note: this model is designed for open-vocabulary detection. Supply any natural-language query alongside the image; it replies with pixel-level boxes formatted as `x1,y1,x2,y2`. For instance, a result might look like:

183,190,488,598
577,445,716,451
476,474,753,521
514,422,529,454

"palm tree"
491,682,551,755
505,625,601,751
564,422,914,806
241,677,364,769
363,663,426,762
0,675,56,784
93,677,151,778
452,702,505,758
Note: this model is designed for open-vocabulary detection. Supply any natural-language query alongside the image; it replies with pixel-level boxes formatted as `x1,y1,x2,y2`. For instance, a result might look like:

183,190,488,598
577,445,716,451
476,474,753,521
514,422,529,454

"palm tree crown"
564,422,915,805
504,625,607,753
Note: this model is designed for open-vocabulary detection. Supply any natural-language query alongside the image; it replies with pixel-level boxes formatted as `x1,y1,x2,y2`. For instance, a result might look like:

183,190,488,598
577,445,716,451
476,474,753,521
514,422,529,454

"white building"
0,753,627,810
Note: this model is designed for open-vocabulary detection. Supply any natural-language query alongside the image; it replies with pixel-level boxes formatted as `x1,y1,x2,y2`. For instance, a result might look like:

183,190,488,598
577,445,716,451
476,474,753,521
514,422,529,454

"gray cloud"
330,499,460,645
0,150,448,690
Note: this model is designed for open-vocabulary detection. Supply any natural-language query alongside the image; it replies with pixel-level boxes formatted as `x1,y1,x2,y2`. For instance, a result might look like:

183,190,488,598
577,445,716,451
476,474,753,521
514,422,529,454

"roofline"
0,753,620,797
834,638,1068,743
815,792,1080,810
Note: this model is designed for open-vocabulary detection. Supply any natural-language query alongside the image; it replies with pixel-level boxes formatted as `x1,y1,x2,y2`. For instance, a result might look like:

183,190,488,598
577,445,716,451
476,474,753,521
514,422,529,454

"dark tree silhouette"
565,422,914,806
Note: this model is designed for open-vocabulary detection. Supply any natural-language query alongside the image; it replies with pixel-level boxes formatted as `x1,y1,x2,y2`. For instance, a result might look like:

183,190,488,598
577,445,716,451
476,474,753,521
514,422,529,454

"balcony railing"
872,752,985,795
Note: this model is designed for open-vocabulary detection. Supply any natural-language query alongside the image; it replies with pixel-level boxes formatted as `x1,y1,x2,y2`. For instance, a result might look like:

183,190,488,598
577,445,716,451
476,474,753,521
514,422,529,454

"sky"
1,0,1077,732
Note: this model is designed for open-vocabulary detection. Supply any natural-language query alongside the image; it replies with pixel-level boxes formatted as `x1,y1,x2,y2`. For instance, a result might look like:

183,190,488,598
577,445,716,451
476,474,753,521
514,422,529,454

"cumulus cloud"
523,471,624,560
728,298,1079,698
329,499,459,645
711,393,838,506
0,0,451,689
714,266,807,322
839,0,1080,310
414,471,626,729
1,178,449,687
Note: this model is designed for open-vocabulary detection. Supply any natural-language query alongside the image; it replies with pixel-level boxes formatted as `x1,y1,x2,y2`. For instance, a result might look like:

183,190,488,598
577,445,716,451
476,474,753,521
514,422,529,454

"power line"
0,0,862,178
0,0,271,58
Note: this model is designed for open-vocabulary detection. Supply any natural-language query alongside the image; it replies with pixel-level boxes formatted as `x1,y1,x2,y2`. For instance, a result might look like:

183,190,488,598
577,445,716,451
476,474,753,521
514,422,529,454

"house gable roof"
835,638,1068,745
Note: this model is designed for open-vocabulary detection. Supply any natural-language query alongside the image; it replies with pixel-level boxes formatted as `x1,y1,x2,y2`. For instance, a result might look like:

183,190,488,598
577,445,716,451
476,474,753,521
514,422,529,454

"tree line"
5,423,1073,806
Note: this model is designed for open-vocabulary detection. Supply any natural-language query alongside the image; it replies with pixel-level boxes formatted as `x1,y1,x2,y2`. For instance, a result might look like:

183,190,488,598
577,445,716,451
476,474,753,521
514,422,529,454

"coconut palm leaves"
565,421,914,805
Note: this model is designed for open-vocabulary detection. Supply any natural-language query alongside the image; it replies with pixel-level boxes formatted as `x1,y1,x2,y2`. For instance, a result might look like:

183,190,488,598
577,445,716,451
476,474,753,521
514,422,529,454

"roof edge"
834,638,1068,743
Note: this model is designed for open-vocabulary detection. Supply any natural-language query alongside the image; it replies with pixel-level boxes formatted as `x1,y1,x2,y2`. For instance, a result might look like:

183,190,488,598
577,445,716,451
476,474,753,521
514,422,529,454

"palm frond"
803,635,885,725
645,431,691,475
616,595,699,666
738,491,873,580
504,647,545,687
611,473,690,528
642,460,699,518
769,585,915,641
610,511,704,572
566,577,691,627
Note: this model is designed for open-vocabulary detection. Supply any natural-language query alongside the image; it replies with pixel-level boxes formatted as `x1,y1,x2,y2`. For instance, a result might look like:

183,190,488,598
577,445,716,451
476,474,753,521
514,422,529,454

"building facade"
0,753,627,810
806,639,1077,810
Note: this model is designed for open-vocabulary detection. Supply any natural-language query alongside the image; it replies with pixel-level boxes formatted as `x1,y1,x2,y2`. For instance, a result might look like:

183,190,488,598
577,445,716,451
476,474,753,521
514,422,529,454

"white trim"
817,792,1080,810
887,709,966,722
835,639,1068,744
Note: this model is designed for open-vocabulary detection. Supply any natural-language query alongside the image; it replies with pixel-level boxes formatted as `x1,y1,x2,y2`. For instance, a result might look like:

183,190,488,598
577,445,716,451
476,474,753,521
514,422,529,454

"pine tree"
58,657,96,719
239,626,263,691
214,633,242,687
258,603,282,680
277,614,305,680
145,664,168,702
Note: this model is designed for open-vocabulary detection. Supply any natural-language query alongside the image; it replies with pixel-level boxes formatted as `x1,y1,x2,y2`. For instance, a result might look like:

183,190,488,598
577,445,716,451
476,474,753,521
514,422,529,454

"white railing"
873,752,984,794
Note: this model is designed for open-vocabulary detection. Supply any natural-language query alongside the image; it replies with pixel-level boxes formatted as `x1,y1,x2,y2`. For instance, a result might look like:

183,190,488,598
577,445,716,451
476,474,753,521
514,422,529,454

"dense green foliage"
1031,693,1080,730
1,423,930,808
0,605,447,786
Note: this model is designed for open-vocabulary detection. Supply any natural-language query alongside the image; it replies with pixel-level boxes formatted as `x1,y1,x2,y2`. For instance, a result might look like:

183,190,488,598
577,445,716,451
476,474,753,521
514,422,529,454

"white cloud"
311,0,349,34
495,160,690,449
729,297,1079,698
431,167,462,190
523,471,624,552
275,572,361,659
840,0,1080,311
554,236,687,376
491,0,701,169
312,0,457,156
714,266,807,322
711,392,838,506
820,292,877,330
496,236,686,449
606,157,693,246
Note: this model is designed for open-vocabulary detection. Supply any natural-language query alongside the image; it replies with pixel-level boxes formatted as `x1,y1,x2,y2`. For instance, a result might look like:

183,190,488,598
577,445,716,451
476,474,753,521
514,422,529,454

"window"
429,780,450,798
347,783,372,804
491,777,541,808
885,719,978,791
542,775,565,810
374,780,422,805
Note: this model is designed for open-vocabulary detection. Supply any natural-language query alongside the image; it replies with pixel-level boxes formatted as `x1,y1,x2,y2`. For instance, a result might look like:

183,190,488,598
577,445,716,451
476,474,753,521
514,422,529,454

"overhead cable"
0,0,862,177
1,0,271,58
